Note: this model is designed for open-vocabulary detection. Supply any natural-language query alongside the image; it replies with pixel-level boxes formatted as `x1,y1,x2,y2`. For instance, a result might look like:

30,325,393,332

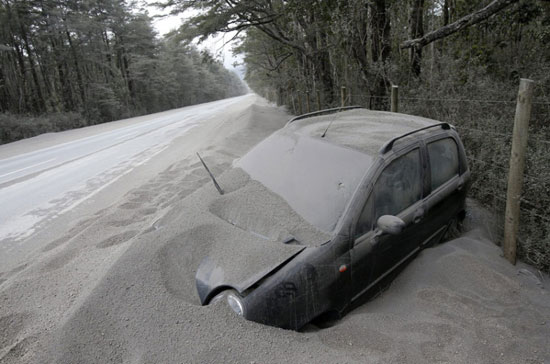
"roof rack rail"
379,122,451,154
285,106,364,126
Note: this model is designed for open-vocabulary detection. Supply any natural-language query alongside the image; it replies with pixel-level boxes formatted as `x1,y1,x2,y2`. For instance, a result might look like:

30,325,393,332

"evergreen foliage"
0,0,247,143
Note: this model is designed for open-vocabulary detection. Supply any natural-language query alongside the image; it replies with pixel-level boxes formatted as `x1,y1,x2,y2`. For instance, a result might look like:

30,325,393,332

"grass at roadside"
0,112,88,145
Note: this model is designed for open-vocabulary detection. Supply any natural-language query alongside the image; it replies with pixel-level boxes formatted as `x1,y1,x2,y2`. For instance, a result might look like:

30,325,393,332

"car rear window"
428,138,459,190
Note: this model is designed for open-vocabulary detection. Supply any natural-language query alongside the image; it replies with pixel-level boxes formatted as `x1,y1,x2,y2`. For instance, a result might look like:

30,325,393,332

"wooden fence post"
391,85,399,112
290,92,297,114
297,92,303,115
316,90,321,111
341,86,346,107
306,91,311,113
503,78,534,265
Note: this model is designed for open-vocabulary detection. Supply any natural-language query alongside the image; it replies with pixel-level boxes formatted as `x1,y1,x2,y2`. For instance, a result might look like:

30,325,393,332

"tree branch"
401,0,518,49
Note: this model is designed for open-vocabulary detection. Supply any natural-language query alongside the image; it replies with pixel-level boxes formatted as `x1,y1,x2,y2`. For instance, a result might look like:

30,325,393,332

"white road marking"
115,134,130,140
0,158,56,178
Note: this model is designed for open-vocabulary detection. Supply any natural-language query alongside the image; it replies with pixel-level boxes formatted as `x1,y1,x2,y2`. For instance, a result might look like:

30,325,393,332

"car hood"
195,232,305,304
196,170,329,304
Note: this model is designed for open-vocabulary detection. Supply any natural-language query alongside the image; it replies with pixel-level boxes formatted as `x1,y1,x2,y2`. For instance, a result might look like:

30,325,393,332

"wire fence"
395,91,549,271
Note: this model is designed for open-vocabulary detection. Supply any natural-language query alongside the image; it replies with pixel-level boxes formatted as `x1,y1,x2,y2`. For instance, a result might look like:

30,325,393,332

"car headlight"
227,292,245,316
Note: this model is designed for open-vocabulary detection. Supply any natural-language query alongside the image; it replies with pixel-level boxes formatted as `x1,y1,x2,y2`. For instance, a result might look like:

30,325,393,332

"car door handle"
413,208,424,224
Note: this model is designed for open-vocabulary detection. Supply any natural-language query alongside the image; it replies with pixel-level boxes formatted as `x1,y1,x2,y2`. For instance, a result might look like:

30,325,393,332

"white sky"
141,1,245,78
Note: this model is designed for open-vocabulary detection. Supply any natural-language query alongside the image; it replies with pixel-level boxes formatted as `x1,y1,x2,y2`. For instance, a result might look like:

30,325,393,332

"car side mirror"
376,215,405,235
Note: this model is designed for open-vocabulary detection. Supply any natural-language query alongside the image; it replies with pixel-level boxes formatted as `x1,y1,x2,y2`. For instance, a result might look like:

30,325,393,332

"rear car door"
421,136,467,244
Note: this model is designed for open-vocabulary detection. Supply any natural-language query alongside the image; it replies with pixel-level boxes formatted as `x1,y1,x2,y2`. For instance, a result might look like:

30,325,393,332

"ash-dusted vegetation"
171,0,549,271
0,0,247,144
398,85,550,273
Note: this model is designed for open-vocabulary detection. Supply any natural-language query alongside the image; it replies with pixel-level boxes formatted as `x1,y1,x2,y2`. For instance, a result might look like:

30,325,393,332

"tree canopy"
166,0,549,110
0,0,247,126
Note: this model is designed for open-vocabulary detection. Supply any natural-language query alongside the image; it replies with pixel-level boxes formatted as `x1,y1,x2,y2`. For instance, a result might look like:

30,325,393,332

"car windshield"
237,130,374,233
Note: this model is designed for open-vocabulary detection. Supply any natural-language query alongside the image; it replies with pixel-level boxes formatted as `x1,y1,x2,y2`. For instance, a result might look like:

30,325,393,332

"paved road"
0,96,249,255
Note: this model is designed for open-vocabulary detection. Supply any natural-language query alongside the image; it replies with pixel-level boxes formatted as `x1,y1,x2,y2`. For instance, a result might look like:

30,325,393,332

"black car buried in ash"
196,107,470,330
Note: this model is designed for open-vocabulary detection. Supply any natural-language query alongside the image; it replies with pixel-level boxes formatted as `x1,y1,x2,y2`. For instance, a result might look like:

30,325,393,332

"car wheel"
209,290,229,305
208,289,246,317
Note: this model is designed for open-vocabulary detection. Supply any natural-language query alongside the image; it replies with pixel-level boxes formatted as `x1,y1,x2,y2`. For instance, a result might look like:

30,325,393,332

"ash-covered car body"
196,107,470,330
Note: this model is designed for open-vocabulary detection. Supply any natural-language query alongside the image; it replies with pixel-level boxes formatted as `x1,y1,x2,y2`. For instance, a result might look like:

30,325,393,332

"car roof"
285,108,441,156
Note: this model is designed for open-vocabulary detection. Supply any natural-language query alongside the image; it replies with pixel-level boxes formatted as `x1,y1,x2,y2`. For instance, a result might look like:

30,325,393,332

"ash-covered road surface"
0,95,250,270
0,95,549,364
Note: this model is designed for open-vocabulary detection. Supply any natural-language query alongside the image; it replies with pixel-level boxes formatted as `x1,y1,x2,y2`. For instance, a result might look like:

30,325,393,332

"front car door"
350,145,428,300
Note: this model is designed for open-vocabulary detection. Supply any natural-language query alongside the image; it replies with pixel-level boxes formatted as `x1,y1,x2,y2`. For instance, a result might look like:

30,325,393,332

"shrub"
0,112,86,145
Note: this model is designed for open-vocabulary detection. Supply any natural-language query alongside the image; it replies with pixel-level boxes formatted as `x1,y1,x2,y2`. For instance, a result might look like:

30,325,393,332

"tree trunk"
10,35,29,112
370,0,391,110
443,0,450,26
410,0,425,76
102,30,115,81
311,46,334,105
19,20,46,112
50,35,73,111
66,28,87,112
347,2,370,94
371,0,391,63
0,62,6,113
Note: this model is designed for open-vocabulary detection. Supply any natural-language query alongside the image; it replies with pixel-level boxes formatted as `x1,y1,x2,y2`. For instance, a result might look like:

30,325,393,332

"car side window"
355,149,422,238
355,194,373,238
427,138,459,190
374,148,422,222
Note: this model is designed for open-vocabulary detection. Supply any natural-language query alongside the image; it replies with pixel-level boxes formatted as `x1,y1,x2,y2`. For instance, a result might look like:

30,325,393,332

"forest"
169,0,550,271
0,0,247,144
